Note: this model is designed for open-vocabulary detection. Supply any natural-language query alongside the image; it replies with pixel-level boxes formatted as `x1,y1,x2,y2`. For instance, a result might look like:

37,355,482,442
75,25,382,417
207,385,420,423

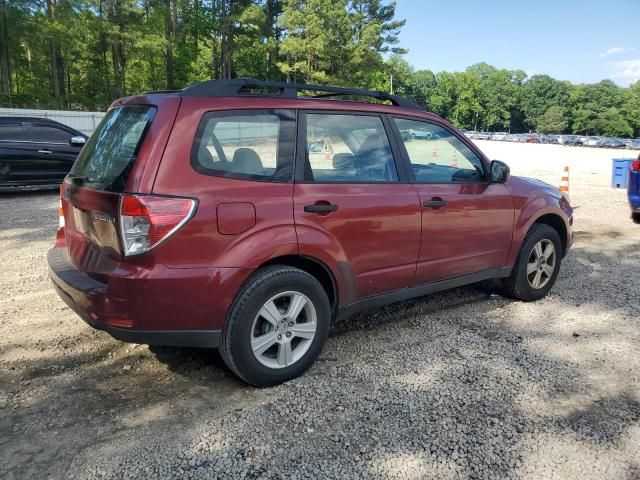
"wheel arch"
260,255,338,312
532,213,568,254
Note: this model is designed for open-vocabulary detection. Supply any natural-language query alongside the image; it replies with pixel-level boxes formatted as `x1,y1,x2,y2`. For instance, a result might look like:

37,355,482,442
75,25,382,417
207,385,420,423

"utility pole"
390,73,393,95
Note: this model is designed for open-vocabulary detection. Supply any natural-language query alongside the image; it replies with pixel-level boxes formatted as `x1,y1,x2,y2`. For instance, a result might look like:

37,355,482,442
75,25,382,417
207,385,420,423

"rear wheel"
632,212,640,224
503,224,562,301
219,266,330,386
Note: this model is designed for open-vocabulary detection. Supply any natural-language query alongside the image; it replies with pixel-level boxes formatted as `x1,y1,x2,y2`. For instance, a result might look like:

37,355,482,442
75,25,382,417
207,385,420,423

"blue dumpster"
612,158,634,188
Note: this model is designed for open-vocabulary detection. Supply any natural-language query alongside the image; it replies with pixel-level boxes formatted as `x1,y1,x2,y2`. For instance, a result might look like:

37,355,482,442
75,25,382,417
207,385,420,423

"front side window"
394,118,486,183
304,113,398,183
192,110,295,182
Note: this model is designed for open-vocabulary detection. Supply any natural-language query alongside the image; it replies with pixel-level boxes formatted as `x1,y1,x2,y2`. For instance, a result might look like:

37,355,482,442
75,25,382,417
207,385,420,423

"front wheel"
503,224,562,301
632,212,640,224
219,266,331,386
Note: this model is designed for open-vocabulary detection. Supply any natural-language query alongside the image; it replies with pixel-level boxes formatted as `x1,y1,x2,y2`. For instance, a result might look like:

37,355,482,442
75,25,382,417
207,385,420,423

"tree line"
1,0,639,137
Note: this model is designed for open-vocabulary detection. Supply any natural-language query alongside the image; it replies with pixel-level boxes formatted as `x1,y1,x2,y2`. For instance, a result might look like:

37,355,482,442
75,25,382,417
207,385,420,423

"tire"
503,223,562,301
632,212,640,224
219,265,331,387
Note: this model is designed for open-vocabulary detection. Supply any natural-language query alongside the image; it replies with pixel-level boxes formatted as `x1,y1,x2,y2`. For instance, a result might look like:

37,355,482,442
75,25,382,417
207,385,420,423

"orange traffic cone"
559,166,569,193
323,144,332,161
432,145,439,157
451,151,458,168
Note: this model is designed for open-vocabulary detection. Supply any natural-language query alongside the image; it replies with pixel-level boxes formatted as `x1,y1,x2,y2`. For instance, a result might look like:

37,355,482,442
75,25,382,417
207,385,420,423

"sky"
394,0,640,86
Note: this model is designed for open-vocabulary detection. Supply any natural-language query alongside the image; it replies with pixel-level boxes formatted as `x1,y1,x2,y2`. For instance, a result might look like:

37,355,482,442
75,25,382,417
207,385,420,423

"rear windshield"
69,105,156,192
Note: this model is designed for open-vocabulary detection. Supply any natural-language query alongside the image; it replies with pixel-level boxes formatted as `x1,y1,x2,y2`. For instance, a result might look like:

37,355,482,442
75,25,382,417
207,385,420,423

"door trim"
335,266,512,320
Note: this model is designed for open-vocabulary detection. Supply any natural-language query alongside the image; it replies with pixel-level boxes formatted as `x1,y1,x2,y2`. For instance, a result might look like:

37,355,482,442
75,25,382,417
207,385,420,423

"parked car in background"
47,78,574,386
476,131,491,140
491,132,508,141
0,117,86,191
629,157,640,223
464,130,479,139
524,134,540,143
559,135,583,146
626,139,640,150
602,138,626,149
584,136,603,147
407,127,433,140
539,134,557,144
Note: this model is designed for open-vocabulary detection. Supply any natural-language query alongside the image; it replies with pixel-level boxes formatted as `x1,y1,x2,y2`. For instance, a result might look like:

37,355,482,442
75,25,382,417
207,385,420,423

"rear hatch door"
61,96,180,276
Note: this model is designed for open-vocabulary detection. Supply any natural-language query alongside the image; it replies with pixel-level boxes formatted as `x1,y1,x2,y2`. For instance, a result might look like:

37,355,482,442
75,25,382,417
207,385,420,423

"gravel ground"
1,142,639,479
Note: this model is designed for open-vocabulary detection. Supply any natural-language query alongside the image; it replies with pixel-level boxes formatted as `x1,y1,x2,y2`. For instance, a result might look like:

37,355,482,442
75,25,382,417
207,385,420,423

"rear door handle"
304,203,338,214
423,199,448,209
38,149,53,154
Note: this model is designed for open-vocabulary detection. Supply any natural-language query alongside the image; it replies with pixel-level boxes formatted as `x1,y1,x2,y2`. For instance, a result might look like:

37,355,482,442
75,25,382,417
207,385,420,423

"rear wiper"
66,173,87,184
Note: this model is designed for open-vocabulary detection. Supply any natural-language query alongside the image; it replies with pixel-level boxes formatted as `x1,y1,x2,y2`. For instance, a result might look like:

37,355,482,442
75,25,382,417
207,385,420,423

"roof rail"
180,78,425,110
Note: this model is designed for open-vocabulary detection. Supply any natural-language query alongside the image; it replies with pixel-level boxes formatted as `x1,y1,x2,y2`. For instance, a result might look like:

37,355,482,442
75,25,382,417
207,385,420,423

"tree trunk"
164,0,175,89
112,43,124,97
46,0,65,99
0,0,11,95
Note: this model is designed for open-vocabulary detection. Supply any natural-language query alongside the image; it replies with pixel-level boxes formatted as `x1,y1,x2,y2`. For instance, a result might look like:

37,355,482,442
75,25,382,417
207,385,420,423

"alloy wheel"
250,291,318,369
527,239,556,289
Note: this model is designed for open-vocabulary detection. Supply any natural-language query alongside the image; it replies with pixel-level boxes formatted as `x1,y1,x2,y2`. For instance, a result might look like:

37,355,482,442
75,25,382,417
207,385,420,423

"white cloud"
599,46,635,58
610,59,640,85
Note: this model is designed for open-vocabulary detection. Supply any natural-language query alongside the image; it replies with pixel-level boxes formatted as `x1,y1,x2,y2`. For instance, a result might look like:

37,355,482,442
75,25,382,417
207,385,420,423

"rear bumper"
48,247,225,348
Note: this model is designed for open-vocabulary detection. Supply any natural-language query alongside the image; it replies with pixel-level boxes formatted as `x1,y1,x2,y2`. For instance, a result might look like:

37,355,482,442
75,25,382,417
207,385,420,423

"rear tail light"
119,194,197,256
58,199,65,229
632,160,640,172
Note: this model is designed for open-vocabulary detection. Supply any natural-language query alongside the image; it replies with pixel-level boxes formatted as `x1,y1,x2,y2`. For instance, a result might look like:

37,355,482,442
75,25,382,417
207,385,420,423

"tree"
538,106,567,134
521,75,570,130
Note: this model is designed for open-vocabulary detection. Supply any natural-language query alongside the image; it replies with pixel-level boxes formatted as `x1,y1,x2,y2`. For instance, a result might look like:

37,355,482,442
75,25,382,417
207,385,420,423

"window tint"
31,124,73,144
305,114,397,183
192,110,294,182
394,118,486,183
70,105,155,192
0,123,26,142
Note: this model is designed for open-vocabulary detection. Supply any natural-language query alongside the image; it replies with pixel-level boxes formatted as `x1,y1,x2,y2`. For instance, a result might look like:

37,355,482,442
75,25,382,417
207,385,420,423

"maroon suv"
48,79,574,386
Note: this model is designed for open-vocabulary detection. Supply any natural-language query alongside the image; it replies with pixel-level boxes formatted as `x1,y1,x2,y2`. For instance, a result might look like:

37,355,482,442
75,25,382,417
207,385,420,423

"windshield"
70,105,156,192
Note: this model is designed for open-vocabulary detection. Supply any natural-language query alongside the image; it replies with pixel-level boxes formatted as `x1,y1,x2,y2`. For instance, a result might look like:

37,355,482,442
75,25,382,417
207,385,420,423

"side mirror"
490,160,510,183
70,135,86,146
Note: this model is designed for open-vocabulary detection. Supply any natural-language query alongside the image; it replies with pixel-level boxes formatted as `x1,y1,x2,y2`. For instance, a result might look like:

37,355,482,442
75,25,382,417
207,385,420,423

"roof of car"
0,116,69,126
144,78,426,111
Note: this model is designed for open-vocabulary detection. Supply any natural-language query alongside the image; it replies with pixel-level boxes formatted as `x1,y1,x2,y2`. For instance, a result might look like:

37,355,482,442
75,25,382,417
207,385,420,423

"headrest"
232,148,263,174
332,153,355,170
356,135,389,170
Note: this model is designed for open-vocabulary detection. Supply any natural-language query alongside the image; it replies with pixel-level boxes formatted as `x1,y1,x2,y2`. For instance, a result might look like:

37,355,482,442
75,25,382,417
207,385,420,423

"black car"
0,117,87,191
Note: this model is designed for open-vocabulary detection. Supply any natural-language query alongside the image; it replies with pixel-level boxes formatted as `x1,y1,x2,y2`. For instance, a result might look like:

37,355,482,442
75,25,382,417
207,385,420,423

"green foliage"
537,106,568,134
1,0,639,139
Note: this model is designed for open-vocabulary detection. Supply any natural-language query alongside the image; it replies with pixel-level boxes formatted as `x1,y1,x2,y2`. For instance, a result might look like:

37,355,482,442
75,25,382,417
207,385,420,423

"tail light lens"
119,194,196,256
632,160,640,172
58,199,65,229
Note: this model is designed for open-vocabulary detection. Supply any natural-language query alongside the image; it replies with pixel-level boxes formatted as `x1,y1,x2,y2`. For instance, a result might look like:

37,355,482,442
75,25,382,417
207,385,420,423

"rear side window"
192,109,296,182
30,124,73,144
70,105,155,192
0,123,26,142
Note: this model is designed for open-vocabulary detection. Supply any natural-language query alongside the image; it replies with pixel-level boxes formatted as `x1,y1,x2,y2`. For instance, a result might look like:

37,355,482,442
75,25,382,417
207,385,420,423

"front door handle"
304,203,338,214
423,198,448,209
38,149,53,154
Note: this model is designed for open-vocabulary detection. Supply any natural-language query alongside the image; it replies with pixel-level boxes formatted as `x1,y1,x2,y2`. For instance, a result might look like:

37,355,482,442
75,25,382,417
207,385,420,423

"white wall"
0,108,106,135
